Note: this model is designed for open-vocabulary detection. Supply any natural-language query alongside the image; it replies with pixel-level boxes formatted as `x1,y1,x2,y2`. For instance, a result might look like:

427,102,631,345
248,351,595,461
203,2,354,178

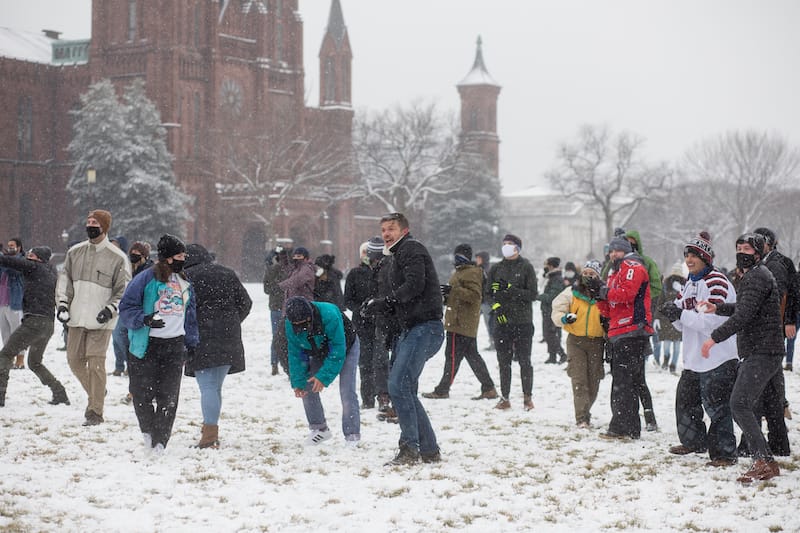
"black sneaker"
385,446,420,466
48,390,70,406
421,450,441,463
82,410,104,426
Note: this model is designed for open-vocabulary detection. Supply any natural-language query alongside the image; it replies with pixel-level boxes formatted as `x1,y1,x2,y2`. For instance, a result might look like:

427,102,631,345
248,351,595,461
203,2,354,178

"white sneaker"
152,443,165,455
344,439,360,448
304,429,332,446
142,433,152,449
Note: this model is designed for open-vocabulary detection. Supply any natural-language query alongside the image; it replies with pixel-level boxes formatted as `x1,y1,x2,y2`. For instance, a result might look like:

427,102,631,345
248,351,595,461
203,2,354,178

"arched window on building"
489,104,496,131
275,21,283,62
324,57,336,103
193,92,202,157
469,108,478,131
193,5,201,48
17,96,32,160
342,60,350,102
127,0,137,42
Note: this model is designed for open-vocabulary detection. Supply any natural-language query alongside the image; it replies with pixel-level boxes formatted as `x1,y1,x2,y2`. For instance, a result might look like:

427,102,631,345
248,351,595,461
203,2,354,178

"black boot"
544,354,557,364
644,409,658,431
49,385,70,406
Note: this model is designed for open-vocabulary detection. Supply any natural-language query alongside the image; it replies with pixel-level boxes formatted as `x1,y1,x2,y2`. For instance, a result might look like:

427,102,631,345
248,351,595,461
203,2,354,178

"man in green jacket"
285,296,360,447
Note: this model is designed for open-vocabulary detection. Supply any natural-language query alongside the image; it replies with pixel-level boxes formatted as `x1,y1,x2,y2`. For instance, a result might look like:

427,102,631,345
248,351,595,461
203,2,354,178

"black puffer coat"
712,263,784,358
387,234,442,330
183,244,253,376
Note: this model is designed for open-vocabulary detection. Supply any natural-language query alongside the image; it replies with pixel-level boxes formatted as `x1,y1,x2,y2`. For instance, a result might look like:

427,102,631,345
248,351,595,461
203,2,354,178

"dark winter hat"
613,227,626,238
684,231,714,265
315,254,336,270
366,236,384,260
546,257,560,268
608,237,632,253
87,209,112,234
454,243,472,261
583,259,602,276
503,234,522,249
565,261,577,272
285,296,314,332
111,235,129,253
753,227,777,248
292,246,310,259
157,234,186,261
29,246,52,263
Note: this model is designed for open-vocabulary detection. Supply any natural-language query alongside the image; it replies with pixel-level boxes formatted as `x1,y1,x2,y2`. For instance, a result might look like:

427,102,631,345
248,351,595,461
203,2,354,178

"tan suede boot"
196,424,219,449
13,354,24,369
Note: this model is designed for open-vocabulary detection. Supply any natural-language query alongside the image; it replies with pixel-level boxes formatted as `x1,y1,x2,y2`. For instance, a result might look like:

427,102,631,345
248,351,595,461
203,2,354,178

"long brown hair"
153,260,187,283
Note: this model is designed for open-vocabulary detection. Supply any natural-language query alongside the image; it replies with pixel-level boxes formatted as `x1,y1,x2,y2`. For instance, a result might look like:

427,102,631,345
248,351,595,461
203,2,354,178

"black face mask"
129,253,142,264
86,226,102,239
169,259,185,273
736,252,758,271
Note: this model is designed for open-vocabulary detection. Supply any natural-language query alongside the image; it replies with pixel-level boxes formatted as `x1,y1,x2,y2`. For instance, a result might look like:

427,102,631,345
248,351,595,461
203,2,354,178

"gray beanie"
608,237,632,253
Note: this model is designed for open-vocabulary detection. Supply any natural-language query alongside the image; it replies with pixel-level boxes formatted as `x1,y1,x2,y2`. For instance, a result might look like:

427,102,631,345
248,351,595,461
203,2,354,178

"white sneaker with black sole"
305,429,332,446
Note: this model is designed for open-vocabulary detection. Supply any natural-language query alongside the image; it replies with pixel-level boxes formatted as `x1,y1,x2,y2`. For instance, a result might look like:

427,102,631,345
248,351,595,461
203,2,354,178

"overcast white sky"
3,0,799,193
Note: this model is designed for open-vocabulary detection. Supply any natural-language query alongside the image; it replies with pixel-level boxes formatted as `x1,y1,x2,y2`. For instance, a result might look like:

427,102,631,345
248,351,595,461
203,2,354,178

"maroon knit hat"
684,231,714,265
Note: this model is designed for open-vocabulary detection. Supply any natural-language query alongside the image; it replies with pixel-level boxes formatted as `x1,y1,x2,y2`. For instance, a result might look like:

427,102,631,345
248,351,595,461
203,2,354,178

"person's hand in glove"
584,275,605,299
653,318,661,332
185,347,196,363
56,305,70,324
490,279,511,293
491,302,508,325
143,312,165,328
361,296,397,318
96,306,113,324
659,301,682,323
439,285,451,297
561,312,577,325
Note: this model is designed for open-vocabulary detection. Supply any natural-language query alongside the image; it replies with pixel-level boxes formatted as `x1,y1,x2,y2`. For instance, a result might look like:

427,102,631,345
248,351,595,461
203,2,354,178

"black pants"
730,355,782,461
607,336,649,438
495,322,533,399
675,360,738,460
433,332,495,395
737,362,789,457
357,326,389,406
542,311,565,359
128,336,185,448
273,323,289,374
0,315,64,398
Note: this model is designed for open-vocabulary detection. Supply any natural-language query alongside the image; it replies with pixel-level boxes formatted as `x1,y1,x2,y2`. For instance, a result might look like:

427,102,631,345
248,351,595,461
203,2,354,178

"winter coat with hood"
313,259,345,310
551,282,605,339
624,230,663,300
0,254,56,318
711,262,784,358
385,233,442,330
538,268,564,314
286,301,353,389
278,259,315,311
444,262,482,338
597,252,653,340
183,244,252,376
654,274,684,342
762,249,800,327
0,251,24,311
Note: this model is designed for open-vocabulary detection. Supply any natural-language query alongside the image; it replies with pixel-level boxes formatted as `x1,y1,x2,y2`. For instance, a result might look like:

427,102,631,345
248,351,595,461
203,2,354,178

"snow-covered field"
1,284,798,532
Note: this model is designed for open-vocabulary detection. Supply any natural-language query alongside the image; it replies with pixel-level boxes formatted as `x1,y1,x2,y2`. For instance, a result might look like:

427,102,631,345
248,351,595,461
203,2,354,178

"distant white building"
501,184,632,265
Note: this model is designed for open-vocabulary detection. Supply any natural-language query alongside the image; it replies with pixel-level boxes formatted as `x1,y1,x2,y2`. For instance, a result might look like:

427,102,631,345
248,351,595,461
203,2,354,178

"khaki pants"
67,327,112,416
565,334,606,424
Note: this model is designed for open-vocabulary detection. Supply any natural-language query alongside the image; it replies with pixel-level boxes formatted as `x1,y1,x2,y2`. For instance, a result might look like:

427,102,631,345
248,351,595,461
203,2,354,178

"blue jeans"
662,340,681,368
112,320,129,373
195,365,231,425
786,314,800,365
388,320,444,454
302,337,361,440
270,310,282,366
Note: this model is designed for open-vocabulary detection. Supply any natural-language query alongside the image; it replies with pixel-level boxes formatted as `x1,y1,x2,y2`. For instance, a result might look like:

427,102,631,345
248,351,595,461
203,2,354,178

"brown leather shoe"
706,458,737,467
669,444,703,455
494,398,511,410
421,391,449,399
471,389,498,400
523,395,534,411
737,459,780,483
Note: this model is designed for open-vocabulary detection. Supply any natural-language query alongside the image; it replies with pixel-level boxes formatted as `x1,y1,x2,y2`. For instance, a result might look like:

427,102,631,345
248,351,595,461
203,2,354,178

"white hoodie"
672,267,738,372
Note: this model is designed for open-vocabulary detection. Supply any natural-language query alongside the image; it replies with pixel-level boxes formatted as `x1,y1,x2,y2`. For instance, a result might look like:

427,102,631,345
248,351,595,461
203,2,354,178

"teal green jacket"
286,301,346,389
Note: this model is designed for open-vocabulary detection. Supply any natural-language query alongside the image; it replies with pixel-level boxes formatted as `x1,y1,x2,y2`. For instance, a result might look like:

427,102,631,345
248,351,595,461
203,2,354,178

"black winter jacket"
386,234,442,330
183,244,253,376
763,250,800,326
0,255,56,318
712,263,784,358
344,263,376,334
489,256,538,325
314,267,345,310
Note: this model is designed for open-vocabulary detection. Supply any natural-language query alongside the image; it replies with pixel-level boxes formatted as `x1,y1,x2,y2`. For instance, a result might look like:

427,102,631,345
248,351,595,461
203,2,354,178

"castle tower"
318,0,352,108
457,36,501,176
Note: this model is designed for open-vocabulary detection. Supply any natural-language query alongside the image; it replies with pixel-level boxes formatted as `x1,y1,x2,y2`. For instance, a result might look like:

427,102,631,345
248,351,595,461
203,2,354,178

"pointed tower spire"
319,0,352,107
457,36,501,176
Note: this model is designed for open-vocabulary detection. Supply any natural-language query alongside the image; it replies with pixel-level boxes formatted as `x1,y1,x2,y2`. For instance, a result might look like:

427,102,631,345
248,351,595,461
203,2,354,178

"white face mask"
501,244,517,258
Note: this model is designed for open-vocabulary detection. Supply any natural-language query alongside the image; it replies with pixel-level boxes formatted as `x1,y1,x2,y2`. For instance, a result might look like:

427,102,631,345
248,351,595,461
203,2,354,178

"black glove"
96,306,113,324
604,342,613,364
56,305,70,324
439,285,451,297
143,312,165,328
562,313,577,325
660,302,682,323
361,296,397,318
185,347,196,363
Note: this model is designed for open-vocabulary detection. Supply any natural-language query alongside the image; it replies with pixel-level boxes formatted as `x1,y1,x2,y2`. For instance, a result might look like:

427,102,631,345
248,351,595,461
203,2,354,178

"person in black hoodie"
0,246,69,407
314,254,345,310
539,257,567,364
362,213,444,466
183,243,252,449
700,233,784,483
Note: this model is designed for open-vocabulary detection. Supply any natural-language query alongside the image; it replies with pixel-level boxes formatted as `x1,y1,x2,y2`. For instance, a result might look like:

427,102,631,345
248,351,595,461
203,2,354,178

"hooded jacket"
286,301,351,388
597,253,653,340
0,255,56,318
444,263,482,338
551,284,605,338
183,244,252,376
624,230,663,300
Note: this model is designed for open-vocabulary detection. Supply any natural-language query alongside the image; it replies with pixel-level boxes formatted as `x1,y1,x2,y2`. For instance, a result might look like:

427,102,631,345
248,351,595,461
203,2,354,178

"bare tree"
683,130,800,237
546,124,671,241
351,100,483,223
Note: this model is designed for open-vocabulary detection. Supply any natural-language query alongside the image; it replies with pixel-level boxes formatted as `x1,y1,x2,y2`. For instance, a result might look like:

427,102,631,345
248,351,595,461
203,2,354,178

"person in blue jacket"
119,234,199,453
285,296,360,446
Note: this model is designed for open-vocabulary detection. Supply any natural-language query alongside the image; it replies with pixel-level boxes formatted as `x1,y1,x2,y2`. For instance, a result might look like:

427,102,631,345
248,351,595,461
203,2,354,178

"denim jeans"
269,310,282,366
111,320,129,373
388,320,444,454
195,365,231,425
786,314,800,365
662,340,681,368
302,337,361,440
675,359,737,460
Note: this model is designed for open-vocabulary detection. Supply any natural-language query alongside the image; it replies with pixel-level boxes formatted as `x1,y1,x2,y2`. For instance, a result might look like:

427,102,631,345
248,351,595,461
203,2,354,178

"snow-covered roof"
457,35,500,88
503,184,560,198
0,27,53,64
